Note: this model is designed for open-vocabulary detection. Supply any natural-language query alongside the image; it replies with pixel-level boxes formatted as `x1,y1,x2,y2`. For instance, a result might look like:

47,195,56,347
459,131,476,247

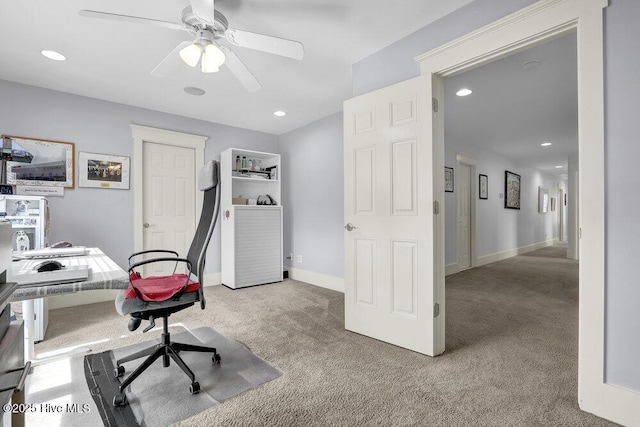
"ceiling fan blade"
219,46,262,92
189,0,215,23
151,41,193,77
78,10,185,31
225,29,304,60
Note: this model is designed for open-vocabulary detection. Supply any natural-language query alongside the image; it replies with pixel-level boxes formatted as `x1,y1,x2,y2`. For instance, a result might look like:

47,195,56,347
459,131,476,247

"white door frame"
131,125,207,253
456,154,477,271
417,0,639,425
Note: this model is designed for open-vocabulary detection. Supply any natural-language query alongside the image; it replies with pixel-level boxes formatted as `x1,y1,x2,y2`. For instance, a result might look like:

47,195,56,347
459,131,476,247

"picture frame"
2,135,75,188
504,170,521,209
538,186,549,213
551,197,556,212
78,152,130,190
479,174,488,199
444,167,454,193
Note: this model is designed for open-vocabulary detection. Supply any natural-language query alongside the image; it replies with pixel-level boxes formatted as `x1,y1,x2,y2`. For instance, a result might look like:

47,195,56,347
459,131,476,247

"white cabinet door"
344,74,443,356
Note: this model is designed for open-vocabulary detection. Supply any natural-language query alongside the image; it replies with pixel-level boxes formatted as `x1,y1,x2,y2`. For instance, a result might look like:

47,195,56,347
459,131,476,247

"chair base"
113,315,220,407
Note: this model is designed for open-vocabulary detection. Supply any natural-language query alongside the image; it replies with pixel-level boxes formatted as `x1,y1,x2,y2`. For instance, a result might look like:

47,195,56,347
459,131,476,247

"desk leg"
22,300,35,362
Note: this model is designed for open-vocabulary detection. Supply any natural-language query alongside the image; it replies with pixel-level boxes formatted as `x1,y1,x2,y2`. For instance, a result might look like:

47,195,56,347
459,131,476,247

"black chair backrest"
186,160,220,309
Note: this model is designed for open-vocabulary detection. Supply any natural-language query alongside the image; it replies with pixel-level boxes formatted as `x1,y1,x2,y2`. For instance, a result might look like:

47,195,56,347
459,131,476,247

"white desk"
10,248,128,362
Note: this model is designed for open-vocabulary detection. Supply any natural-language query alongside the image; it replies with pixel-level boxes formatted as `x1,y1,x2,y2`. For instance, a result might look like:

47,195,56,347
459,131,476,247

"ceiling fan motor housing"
182,6,228,39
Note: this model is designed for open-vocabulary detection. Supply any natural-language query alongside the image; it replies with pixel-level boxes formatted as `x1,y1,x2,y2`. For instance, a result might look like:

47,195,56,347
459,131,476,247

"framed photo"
479,174,488,199
2,135,75,188
538,186,549,213
444,167,454,193
78,152,130,190
504,170,521,209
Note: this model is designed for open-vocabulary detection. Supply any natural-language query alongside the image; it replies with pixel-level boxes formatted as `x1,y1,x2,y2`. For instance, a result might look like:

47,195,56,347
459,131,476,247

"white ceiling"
444,33,578,178
0,0,473,135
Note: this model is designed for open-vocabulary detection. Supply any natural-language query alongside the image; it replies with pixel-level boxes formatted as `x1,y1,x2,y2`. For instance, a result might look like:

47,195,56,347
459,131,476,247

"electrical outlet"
287,252,293,260
296,255,303,263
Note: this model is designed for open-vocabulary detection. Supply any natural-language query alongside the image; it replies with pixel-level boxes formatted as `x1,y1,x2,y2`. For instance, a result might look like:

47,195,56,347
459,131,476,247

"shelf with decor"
221,148,283,289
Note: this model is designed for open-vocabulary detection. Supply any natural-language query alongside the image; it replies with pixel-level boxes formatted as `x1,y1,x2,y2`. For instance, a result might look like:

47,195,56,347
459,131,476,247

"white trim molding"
414,0,630,424
287,268,345,293
131,125,207,254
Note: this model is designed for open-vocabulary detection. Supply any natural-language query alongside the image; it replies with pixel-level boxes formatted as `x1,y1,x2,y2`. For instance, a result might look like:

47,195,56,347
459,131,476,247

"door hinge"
433,200,440,215
432,98,439,113
434,303,440,318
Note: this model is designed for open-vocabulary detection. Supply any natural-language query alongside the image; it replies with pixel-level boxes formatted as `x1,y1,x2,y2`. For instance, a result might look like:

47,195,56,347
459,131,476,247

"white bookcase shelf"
221,148,283,289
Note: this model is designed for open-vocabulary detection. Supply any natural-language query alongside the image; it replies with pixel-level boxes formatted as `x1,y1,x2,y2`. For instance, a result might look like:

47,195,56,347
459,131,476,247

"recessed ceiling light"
184,86,206,96
273,110,286,117
41,50,66,61
541,142,552,147
555,165,563,169
456,88,472,97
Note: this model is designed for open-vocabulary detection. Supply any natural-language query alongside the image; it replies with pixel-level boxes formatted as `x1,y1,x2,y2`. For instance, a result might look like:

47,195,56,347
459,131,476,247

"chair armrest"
128,249,179,266
129,257,192,274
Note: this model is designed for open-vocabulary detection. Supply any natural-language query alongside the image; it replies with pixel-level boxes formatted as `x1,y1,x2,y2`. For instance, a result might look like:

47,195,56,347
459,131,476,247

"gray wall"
604,0,640,391
0,79,280,273
280,112,344,278
444,138,564,267
352,0,537,96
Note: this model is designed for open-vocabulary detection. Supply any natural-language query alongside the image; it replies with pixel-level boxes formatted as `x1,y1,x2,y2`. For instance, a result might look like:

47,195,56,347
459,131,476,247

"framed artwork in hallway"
504,170,521,209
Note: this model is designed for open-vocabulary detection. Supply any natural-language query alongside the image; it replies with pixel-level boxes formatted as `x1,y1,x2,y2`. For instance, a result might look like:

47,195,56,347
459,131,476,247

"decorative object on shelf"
504,170,521,209
479,174,488,199
2,135,75,188
266,165,278,180
78,152,131,190
444,167,454,193
538,186,549,213
257,194,276,205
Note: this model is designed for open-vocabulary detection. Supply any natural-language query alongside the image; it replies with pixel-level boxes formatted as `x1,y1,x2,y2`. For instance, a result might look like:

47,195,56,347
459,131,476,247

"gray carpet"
34,244,617,426
25,327,281,426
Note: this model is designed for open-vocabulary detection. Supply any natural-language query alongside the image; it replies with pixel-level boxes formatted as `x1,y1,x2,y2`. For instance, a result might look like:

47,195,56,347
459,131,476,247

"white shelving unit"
0,195,50,343
221,148,283,289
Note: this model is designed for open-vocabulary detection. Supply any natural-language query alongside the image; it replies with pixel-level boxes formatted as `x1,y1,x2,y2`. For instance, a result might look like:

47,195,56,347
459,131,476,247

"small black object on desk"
35,260,63,273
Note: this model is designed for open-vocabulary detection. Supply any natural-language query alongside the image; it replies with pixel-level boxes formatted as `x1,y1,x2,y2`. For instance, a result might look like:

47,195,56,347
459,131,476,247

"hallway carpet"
36,244,615,426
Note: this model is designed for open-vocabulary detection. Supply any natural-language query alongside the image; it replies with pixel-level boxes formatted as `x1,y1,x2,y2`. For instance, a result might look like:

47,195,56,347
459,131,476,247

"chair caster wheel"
113,393,128,407
212,353,221,364
190,382,200,394
114,365,125,378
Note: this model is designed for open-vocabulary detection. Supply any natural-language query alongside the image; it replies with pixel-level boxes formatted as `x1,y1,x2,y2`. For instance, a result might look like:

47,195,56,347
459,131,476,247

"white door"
457,163,471,270
142,142,196,275
344,75,442,356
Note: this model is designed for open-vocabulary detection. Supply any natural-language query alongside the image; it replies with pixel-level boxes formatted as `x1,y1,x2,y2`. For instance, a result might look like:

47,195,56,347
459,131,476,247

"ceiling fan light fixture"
201,43,226,73
179,43,202,67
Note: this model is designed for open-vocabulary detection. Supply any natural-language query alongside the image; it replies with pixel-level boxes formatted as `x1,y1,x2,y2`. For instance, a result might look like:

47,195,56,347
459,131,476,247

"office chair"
112,160,221,407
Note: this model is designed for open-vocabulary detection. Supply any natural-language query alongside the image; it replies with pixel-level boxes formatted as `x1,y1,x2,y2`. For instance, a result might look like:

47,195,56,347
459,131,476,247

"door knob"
344,223,357,231
143,223,155,228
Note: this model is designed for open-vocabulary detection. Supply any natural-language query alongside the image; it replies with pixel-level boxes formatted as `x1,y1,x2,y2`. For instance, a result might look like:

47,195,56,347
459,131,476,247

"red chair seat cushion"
125,273,200,301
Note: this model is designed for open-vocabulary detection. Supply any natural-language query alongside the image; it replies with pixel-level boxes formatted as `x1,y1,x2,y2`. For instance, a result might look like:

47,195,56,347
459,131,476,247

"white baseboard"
581,383,640,427
476,239,558,267
445,263,459,276
287,267,344,293
445,239,559,277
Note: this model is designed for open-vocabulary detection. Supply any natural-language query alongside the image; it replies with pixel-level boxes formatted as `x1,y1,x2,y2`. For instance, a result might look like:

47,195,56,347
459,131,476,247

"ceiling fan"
78,0,305,92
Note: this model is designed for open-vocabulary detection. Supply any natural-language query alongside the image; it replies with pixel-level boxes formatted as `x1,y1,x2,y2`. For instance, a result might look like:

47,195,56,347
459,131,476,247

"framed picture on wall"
504,170,521,209
479,174,488,199
538,186,549,213
445,167,454,192
551,197,556,211
2,135,75,188
78,152,130,189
